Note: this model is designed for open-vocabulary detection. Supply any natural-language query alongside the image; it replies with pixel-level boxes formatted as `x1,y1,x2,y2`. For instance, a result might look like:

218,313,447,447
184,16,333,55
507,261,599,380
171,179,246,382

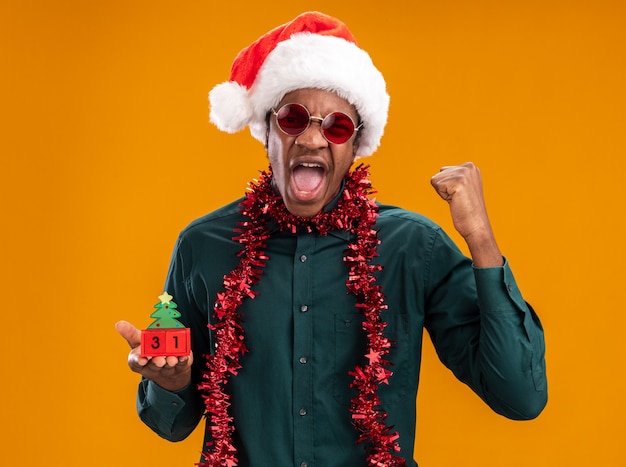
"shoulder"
376,203,442,233
178,197,245,241
375,203,469,270
375,203,462,254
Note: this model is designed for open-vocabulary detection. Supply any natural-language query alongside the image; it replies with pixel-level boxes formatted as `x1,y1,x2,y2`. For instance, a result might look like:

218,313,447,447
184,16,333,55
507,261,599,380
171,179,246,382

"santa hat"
209,11,389,158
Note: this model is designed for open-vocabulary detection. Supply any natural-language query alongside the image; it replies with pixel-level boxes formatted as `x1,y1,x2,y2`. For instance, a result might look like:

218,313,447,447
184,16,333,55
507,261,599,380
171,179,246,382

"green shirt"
137,198,547,467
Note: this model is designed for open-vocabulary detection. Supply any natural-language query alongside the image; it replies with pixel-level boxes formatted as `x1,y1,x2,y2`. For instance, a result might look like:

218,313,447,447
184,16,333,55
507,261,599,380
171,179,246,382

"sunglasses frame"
271,103,363,145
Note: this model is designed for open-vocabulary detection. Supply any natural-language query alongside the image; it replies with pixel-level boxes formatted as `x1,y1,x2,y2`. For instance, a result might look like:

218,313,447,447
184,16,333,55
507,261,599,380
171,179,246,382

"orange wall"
2,1,625,466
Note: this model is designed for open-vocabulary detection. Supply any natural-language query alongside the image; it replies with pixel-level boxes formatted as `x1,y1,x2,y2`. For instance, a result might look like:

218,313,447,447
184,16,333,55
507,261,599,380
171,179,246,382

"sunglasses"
271,103,363,145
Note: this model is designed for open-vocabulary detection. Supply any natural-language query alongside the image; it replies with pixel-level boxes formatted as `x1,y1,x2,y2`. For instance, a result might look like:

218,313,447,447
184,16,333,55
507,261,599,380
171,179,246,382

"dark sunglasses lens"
322,113,355,144
276,104,309,135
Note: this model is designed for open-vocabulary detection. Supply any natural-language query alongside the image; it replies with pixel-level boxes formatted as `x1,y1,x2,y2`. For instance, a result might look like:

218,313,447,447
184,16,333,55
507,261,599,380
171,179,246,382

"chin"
286,200,324,218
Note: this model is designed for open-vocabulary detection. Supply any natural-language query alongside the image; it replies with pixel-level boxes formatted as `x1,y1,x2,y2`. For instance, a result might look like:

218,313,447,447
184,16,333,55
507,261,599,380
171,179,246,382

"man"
117,11,547,467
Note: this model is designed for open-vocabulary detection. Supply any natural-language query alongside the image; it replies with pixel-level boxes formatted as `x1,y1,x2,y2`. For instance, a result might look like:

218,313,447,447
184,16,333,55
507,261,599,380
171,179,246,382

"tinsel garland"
197,164,405,467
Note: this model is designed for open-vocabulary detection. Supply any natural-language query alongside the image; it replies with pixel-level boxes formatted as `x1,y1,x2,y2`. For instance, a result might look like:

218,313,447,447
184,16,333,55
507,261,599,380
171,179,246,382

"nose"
296,117,328,149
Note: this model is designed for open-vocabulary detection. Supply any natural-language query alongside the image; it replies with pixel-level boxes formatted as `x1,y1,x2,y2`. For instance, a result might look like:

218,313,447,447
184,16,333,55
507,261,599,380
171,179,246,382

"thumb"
115,320,141,349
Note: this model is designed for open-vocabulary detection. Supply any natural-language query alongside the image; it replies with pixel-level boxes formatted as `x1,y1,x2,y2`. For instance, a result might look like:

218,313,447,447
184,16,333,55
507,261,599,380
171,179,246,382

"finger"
431,175,455,200
177,354,191,366
164,355,180,368
128,348,151,370
163,354,192,368
115,320,141,349
150,356,179,368
149,356,168,368
431,167,459,186
175,354,193,369
435,186,455,202
433,165,460,177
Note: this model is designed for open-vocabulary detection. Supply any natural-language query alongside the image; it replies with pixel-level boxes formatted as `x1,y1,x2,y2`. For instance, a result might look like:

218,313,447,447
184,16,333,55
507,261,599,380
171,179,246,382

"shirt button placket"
293,234,315,465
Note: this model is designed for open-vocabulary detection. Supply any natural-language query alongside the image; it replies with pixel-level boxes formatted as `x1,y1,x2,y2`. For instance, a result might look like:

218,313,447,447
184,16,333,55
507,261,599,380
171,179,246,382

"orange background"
2,1,625,466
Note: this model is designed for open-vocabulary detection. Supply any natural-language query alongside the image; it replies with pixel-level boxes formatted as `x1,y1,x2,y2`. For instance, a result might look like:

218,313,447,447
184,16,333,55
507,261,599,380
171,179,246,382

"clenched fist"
431,162,503,267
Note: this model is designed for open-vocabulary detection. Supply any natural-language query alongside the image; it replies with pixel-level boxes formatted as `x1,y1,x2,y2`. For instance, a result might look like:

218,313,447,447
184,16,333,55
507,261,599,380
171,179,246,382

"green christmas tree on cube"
147,292,185,329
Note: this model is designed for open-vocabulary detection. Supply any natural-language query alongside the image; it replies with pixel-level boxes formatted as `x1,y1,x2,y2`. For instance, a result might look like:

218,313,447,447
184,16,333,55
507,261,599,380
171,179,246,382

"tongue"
293,166,324,193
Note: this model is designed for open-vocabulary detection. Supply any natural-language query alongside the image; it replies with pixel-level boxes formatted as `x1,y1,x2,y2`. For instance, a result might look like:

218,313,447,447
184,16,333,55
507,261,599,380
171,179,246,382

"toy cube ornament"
140,292,191,357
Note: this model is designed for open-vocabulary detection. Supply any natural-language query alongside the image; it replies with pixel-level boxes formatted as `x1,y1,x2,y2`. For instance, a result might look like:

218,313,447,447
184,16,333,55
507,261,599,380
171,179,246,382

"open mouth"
292,162,325,196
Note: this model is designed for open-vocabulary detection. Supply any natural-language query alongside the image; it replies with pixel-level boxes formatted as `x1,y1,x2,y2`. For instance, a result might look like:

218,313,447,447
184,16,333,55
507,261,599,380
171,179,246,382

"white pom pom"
209,82,252,133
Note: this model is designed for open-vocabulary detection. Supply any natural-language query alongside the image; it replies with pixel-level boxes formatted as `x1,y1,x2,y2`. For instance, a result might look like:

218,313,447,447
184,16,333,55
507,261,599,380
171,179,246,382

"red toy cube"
140,328,191,357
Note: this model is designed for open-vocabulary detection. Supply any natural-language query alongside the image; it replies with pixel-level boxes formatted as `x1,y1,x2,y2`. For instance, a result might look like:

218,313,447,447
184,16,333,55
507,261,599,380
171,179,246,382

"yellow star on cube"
158,291,173,305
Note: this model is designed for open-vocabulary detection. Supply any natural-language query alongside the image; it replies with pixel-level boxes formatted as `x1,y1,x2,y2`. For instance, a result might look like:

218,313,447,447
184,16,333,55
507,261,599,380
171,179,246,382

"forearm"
464,225,504,268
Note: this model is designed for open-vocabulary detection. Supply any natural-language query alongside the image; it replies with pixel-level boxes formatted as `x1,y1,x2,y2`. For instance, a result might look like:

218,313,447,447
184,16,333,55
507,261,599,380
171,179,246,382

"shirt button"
300,305,308,312
299,408,307,416
300,254,308,262
299,356,308,364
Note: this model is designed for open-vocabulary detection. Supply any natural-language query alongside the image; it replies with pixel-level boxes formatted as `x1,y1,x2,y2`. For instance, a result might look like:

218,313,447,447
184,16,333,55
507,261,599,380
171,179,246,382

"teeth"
300,162,322,168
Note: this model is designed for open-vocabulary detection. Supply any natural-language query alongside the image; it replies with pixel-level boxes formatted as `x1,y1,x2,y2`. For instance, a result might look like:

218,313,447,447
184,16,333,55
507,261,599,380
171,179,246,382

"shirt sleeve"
136,378,205,442
471,260,548,418
425,230,547,420
135,232,209,441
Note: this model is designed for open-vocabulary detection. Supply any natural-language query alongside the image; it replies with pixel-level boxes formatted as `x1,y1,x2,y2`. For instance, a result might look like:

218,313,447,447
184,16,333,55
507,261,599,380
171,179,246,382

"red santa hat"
209,11,389,158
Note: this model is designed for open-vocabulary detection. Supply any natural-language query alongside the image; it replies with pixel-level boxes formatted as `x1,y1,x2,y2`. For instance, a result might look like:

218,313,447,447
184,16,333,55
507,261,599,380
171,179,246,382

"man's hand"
115,320,193,392
431,162,503,267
